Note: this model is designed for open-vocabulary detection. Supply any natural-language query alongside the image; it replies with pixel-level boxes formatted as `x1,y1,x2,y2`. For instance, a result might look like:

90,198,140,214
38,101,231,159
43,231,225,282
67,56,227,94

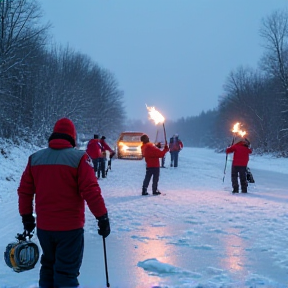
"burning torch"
231,122,247,143
146,105,167,145
223,122,247,183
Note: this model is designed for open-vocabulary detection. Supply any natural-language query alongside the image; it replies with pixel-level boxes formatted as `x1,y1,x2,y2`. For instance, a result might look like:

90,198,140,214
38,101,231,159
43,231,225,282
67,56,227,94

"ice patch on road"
137,258,201,279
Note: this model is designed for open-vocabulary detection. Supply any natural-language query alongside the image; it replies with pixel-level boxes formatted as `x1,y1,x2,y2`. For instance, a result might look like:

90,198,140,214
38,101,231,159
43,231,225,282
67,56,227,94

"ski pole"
105,159,111,176
102,236,110,287
222,135,235,183
222,153,228,183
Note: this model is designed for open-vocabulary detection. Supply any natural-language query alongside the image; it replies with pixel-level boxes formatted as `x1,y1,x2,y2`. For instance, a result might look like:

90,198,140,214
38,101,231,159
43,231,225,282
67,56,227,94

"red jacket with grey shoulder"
141,142,169,168
226,141,252,166
18,139,107,231
86,139,102,159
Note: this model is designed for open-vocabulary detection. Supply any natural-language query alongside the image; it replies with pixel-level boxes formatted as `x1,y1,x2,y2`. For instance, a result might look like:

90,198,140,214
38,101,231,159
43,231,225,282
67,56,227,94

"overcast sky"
37,0,288,121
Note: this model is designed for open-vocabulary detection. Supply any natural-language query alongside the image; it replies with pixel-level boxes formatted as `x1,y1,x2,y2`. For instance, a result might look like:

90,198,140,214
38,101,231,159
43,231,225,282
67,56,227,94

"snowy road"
0,146,287,287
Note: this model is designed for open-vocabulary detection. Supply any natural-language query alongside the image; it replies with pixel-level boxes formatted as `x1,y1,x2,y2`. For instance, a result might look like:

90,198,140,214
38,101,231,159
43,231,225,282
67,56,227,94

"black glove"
110,151,115,159
22,214,36,233
96,213,110,238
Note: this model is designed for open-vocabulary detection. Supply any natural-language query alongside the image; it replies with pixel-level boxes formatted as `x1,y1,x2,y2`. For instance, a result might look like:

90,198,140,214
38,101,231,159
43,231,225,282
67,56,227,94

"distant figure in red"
141,134,169,196
86,134,103,177
17,118,110,287
168,134,183,167
100,136,115,158
100,136,115,175
226,137,252,193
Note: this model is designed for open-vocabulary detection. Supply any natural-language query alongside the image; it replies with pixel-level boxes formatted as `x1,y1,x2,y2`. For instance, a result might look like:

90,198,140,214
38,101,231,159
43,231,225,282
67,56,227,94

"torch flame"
232,122,246,137
146,105,165,125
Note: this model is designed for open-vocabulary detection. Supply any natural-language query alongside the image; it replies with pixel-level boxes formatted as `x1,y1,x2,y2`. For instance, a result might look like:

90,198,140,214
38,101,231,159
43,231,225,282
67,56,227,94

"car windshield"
121,135,141,142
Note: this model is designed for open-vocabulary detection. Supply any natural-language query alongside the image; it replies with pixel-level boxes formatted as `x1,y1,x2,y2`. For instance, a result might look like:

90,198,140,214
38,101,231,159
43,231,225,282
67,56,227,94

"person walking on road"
141,134,169,196
100,136,116,175
168,134,183,167
226,137,252,193
18,118,110,288
86,134,106,178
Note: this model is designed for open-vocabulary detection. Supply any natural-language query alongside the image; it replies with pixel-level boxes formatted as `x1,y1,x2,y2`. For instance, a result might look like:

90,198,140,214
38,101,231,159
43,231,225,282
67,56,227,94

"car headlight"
122,145,129,152
118,142,129,152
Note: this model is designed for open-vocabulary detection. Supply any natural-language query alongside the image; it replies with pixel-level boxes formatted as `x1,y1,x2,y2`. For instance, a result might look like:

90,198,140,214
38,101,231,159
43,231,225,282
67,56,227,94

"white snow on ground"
0,141,287,288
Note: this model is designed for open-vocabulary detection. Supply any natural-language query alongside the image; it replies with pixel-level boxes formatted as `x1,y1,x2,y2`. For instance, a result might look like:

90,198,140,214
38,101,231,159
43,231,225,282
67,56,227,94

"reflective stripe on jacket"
18,139,107,231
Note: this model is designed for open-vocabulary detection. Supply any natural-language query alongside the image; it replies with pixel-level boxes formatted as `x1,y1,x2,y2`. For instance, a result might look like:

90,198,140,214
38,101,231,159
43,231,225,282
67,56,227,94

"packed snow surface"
0,142,287,288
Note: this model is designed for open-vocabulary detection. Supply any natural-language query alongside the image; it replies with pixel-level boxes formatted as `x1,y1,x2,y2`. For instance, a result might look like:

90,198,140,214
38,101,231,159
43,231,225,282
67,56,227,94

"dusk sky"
38,0,288,121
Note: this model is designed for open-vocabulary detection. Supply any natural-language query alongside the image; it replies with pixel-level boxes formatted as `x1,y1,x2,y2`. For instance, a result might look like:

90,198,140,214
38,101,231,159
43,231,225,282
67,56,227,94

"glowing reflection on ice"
220,227,247,272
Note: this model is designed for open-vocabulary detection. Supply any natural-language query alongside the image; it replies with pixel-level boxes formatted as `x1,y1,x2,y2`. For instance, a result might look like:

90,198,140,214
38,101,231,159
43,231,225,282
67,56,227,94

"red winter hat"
53,118,76,140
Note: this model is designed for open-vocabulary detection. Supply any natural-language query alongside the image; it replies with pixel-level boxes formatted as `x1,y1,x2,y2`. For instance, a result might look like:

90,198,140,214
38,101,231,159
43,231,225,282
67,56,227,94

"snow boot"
153,190,161,195
142,188,148,196
232,187,239,193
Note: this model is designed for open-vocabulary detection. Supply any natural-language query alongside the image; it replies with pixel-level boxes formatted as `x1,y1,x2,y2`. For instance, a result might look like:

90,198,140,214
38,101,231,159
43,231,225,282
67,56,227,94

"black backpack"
246,167,255,183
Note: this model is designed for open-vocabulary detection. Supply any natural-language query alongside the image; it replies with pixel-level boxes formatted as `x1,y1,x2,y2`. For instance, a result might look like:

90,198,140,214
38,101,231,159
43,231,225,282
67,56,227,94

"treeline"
1,2,287,156
0,0,125,145
131,9,288,156
185,10,288,156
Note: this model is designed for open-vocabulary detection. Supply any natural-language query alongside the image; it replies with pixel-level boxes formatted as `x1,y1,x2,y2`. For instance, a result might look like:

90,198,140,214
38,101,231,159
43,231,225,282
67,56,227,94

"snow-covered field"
0,142,287,288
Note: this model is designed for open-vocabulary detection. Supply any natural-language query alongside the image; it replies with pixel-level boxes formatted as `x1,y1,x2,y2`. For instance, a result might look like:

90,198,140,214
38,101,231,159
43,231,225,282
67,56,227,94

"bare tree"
260,10,288,91
218,66,282,152
0,0,49,138
259,9,288,139
83,66,126,139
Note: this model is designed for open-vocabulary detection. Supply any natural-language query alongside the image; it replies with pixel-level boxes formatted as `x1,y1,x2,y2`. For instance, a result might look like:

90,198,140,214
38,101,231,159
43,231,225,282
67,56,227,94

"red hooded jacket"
169,138,183,152
86,139,102,159
226,141,252,166
18,139,107,231
141,142,169,168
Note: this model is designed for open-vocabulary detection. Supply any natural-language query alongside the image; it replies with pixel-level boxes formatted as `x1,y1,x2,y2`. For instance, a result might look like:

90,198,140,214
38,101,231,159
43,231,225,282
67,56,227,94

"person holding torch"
226,136,252,193
140,134,169,195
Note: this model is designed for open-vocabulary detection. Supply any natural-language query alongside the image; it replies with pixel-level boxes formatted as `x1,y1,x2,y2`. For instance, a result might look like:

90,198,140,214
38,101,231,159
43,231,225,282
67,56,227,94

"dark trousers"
92,158,98,173
161,156,165,167
170,151,179,167
231,165,247,191
37,228,84,288
143,167,160,192
92,158,106,178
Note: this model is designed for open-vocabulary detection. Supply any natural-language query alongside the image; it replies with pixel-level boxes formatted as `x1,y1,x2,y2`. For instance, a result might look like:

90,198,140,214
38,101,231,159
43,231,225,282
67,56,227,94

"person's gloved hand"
164,144,169,150
22,214,36,233
96,213,110,238
110,151,115,159
155,142,161,148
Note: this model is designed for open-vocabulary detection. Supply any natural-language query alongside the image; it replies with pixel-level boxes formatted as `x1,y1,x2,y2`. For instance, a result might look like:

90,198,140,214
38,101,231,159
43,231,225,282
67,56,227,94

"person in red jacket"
18,118,110,288
86,134,106,178
226,137,252,193
168,134,184,167
141,134,169,195
100,136,115,175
